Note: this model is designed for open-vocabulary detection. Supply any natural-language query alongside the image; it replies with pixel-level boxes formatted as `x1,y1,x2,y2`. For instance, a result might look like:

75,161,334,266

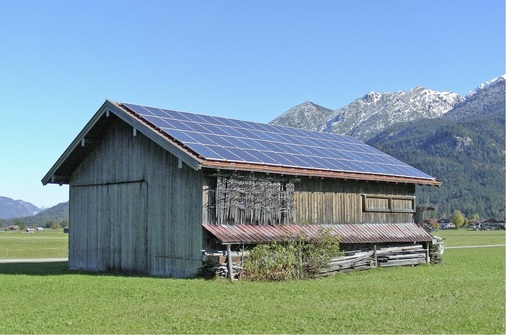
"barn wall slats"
203,173,417,227
293,178,415,224
69,119,202,278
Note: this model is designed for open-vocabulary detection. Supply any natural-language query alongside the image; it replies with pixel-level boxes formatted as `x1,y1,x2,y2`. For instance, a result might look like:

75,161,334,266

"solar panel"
184,143,222,160
121,103,434,180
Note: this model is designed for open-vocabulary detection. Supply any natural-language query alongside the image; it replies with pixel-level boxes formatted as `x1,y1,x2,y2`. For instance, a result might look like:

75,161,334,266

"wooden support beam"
226,243,233,281
374,244,378,267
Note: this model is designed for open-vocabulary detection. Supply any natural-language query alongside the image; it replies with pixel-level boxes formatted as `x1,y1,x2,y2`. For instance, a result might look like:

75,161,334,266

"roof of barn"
42,100,441,186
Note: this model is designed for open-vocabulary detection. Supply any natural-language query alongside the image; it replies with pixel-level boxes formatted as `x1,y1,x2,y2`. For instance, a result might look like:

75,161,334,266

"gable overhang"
41,100,203,185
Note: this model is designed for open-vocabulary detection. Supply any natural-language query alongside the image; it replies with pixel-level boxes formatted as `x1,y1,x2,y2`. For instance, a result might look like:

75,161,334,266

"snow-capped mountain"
0,196,41,220
270,101,335,131
443,75,505,122
270,75,504,141
320,87,462,140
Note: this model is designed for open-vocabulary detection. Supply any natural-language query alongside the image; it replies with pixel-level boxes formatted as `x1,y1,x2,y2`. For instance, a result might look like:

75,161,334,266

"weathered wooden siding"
69,181,147,272
202,173,417,227
292,178,416,224
69,118,202,277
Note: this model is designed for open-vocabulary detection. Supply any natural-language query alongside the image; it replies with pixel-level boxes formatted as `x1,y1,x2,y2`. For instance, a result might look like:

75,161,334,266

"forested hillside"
367,115,505,219
0,202,68,229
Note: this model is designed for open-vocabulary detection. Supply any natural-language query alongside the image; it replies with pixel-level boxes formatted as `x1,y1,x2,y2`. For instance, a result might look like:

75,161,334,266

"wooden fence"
204,242,441,280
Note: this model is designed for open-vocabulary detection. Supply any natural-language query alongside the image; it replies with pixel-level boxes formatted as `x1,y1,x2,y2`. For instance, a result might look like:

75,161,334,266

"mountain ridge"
443,75,505,122
270,101,335,131
0,196,41,219
0,200,69,228
270,75,504,141
320,86,463,140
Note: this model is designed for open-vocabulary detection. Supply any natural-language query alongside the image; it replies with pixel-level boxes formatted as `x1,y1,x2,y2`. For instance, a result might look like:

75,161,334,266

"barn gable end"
65,114,203,277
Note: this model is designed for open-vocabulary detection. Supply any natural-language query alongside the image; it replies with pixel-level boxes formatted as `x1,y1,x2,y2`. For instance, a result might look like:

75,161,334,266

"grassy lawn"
431,229,505,247
0,229,68,258
0,231,504,334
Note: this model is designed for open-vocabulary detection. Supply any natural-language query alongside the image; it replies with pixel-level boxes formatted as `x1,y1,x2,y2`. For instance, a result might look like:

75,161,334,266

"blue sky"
1,0,504,208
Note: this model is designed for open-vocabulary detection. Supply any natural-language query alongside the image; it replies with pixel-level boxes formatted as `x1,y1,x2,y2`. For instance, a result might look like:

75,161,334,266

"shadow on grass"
0,261,72,276
0,262,197,280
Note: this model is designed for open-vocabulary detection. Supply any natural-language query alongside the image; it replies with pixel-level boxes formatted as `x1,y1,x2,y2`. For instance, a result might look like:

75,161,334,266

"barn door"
69,180,148,274
103,181,148,273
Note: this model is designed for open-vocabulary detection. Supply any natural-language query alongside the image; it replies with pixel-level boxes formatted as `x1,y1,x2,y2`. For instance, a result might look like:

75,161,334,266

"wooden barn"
42,100,441,278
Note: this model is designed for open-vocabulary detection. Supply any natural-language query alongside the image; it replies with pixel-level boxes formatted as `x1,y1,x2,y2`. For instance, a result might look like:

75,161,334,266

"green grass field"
431,229,506,247
0,230,504,334
0,229,68,259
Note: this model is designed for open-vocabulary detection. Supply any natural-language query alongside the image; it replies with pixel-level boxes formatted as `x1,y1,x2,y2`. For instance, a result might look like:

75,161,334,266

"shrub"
243,243,299,281
244,228,343,281
303,229,343,276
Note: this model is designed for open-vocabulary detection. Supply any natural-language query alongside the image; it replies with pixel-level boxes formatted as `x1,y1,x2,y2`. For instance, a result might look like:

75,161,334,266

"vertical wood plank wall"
69,182,147,273
292,178,416,224
69,119,202,277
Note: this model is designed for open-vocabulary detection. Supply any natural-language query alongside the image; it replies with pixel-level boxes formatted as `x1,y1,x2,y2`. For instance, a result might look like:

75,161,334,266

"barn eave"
199,160,442,186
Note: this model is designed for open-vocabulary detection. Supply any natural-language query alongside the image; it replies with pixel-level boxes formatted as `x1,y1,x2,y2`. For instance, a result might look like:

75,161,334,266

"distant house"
480,219,505,230
42,101,441,278
437,218,454,230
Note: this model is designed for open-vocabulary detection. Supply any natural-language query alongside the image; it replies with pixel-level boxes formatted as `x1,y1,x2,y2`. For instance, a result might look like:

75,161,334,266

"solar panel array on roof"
121,103,434,180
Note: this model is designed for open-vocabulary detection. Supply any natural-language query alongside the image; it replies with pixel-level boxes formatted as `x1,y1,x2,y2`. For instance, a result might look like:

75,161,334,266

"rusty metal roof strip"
203,223,433,245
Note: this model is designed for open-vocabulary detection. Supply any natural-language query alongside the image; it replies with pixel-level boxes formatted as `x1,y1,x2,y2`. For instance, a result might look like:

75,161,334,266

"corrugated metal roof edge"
203,223,434,245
